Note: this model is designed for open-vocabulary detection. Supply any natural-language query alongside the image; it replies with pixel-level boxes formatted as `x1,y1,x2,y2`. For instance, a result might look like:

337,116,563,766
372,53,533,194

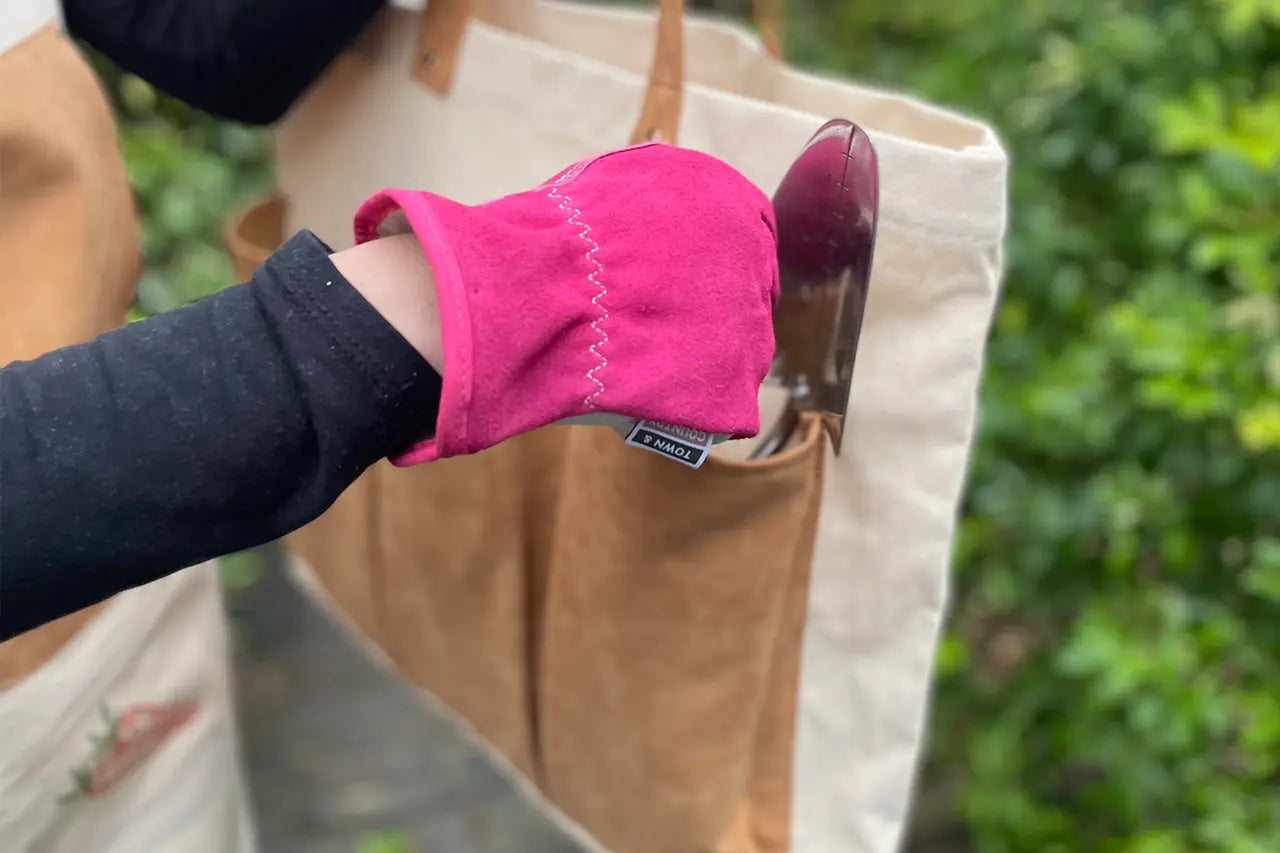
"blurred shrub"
356,832,412,853
89,54,273,316
787,0,1278,849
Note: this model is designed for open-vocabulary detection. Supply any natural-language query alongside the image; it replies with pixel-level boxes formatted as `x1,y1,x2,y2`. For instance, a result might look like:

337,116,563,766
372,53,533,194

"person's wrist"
329,233,443,374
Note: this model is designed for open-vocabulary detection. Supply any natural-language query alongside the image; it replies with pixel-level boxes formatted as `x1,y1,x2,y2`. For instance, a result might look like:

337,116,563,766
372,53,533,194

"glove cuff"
356,189,476,464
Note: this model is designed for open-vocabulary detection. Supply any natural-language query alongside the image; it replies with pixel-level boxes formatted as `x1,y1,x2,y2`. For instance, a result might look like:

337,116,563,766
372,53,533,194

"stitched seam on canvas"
546,185,608,409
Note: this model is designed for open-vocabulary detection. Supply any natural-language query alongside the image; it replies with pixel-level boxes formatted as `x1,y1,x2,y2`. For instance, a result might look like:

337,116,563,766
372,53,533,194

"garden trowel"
749,118,880,458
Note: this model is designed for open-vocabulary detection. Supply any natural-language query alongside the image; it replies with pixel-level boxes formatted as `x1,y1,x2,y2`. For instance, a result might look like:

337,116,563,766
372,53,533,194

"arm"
0,230,442,640
63,0,384,124
0,143,779,641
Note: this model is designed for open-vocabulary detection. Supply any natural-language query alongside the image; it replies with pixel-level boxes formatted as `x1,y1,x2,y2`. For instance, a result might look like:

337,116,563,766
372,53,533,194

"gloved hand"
353,142,779,465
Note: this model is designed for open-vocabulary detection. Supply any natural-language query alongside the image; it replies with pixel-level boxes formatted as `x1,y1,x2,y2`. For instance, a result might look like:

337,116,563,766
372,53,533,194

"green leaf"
356,833,410,853
1123,828,1184,853
1242,538,1280,601
1237,402,1280,451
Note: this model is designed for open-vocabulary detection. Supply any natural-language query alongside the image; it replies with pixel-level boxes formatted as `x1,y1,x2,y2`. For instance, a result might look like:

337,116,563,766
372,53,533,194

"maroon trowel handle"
774,120,877,289
769,118,879,455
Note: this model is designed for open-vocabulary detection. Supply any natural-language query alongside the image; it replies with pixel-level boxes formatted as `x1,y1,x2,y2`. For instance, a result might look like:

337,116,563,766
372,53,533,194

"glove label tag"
624,420,713,469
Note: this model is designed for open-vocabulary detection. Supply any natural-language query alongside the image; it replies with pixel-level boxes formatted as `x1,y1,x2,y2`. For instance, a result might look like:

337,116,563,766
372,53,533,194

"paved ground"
224,554,957,853
227,550,585,853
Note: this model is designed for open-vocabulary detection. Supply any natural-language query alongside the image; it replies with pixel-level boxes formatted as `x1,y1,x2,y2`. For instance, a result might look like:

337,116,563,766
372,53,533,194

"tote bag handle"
413,0,784,144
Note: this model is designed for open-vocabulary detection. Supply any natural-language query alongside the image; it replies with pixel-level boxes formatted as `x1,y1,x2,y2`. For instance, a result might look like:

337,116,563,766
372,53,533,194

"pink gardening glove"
353,142,779,465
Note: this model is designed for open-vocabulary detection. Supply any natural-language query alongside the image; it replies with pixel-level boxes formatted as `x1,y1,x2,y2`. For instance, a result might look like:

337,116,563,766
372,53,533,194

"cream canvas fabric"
0,565,256,852
271,2,1007,850
0,0,61,56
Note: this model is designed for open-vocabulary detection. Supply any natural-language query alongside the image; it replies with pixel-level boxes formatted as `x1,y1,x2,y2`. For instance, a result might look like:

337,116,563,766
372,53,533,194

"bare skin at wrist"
329,234,444,374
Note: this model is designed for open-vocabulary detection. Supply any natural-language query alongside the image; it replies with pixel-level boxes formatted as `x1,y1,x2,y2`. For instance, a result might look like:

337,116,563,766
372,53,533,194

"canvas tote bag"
227,1,1007,850
0,7,255,849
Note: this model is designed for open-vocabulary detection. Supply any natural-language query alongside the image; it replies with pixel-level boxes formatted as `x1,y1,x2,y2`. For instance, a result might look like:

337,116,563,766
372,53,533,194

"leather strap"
628,0,685,144
413,0,785,145
754,0,783,60
414,0,537,92
412,0,473,93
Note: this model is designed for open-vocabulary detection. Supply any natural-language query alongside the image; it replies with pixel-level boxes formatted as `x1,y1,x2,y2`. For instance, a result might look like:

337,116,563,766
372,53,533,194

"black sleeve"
0,231,442,641
63,0,384,124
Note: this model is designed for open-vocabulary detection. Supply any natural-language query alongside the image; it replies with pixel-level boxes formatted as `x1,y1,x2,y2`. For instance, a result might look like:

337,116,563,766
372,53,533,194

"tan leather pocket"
227,193,285,282
227,194,824,852
373,428,569,778
536,417,824,853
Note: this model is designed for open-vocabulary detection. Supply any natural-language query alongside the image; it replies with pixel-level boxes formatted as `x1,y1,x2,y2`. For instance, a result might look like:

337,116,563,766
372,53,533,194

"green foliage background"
87,53,273,319
97,0,1278,849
